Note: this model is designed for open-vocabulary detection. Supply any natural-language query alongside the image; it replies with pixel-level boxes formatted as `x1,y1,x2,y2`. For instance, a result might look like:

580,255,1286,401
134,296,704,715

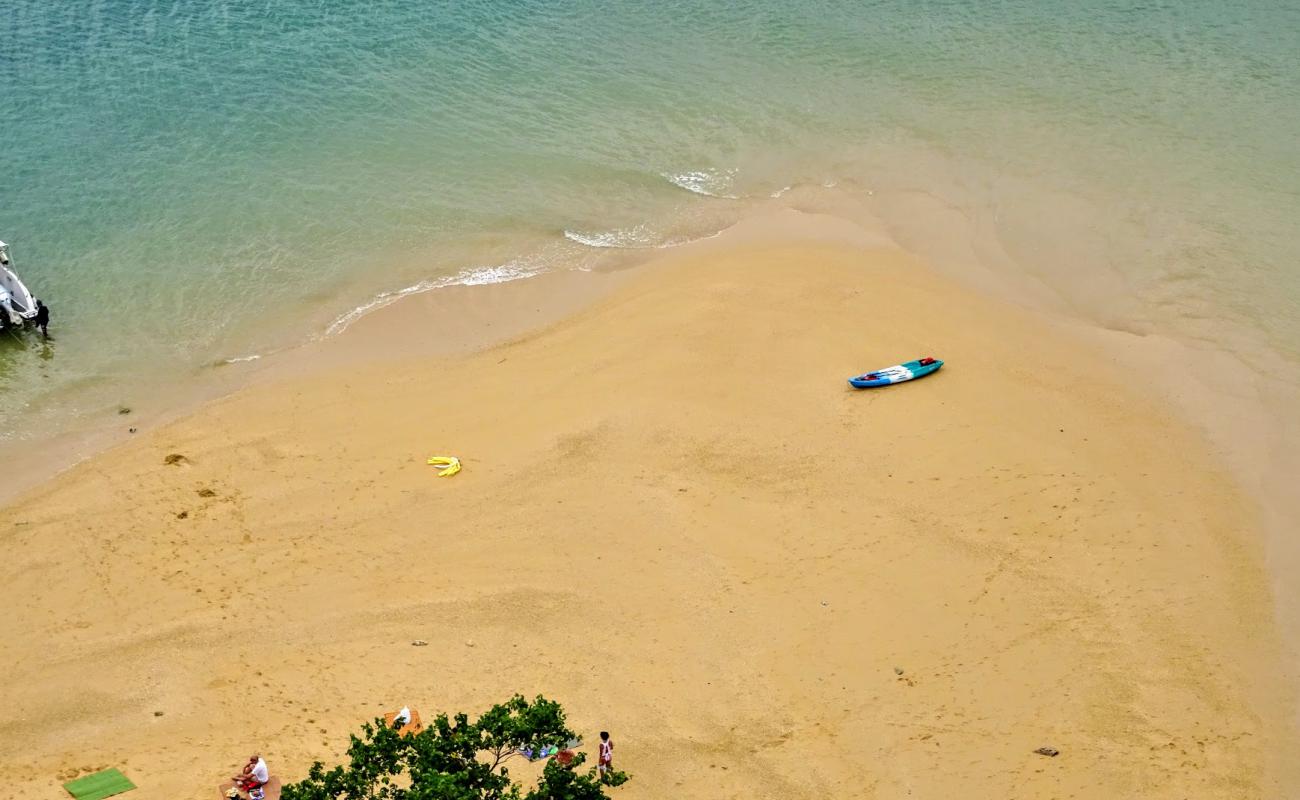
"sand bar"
2,211,1294,798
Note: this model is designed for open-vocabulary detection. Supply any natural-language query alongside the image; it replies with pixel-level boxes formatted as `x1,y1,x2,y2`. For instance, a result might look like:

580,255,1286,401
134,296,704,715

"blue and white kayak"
849,357,943,388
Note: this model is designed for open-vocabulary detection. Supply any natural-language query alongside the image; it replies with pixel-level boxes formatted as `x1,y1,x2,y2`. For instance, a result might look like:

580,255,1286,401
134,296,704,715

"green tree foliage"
281,695,629,800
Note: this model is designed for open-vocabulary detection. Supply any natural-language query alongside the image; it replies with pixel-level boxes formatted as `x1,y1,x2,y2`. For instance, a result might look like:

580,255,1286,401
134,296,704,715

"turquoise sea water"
2,0,1299,443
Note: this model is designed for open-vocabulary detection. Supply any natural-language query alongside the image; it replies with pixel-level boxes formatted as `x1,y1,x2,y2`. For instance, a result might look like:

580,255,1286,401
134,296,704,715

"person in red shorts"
230,753,269,792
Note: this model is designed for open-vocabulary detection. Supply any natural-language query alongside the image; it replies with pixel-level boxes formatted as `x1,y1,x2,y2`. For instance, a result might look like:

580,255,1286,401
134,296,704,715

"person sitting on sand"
231,753,269,792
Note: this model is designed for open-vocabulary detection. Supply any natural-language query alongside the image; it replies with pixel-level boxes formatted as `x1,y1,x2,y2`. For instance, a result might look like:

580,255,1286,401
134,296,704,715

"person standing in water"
33,300,49,338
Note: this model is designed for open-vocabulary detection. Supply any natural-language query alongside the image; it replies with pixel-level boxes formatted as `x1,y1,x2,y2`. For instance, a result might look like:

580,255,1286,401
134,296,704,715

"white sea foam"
325,261,543,337
563,225,660,249
565,221,730,251
661,169,740,199
224,354,262,363
770,185,792,198
656,229,724,249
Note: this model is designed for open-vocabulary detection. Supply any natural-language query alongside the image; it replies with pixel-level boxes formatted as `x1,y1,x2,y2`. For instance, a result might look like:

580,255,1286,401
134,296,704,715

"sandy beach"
2,211,1294,798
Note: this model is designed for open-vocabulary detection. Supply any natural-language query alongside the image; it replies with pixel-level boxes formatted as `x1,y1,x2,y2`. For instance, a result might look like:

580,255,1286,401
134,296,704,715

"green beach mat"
62,768,136,800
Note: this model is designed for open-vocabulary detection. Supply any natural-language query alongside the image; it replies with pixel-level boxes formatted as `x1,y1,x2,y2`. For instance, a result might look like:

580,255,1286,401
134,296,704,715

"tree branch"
489,746,524,773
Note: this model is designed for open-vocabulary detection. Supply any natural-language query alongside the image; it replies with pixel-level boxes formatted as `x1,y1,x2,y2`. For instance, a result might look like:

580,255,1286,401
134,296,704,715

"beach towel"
218,777,283,800
62,768,136,800
519,738,583,762
383,707,425,736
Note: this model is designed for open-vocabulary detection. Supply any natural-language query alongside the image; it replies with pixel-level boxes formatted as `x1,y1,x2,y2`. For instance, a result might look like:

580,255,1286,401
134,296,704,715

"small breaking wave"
325,261,544,337
657,229,724,249
661,168,739,199
563,225,660,249
566,224,727,253
566,223,728,252
208,352,268,368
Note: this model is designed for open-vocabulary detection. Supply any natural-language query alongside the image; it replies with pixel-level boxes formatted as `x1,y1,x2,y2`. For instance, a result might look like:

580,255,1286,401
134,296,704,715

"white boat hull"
0,240,39,327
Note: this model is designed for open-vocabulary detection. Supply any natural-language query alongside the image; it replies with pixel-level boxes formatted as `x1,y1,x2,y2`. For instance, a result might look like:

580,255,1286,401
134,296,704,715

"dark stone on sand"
118,406,131,415
1033,747,1060,757
164,453,188,466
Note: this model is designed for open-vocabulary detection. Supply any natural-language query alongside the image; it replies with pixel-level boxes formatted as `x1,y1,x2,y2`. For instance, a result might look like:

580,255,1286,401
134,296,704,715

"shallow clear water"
2,0,1299,441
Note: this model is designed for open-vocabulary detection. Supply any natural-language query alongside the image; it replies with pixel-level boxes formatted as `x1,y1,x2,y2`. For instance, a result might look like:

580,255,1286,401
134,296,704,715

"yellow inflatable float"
426,455,461,477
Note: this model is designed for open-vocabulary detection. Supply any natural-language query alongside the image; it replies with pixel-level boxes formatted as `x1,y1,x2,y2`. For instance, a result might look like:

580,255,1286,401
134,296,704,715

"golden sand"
2,211,1293,798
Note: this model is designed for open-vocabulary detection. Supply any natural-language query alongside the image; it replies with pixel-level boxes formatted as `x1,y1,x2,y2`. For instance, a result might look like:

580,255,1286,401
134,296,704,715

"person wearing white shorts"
597,731,614,780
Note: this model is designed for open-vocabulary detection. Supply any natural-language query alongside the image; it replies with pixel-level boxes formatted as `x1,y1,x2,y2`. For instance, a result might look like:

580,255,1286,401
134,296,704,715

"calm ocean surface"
1,0,1298,443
